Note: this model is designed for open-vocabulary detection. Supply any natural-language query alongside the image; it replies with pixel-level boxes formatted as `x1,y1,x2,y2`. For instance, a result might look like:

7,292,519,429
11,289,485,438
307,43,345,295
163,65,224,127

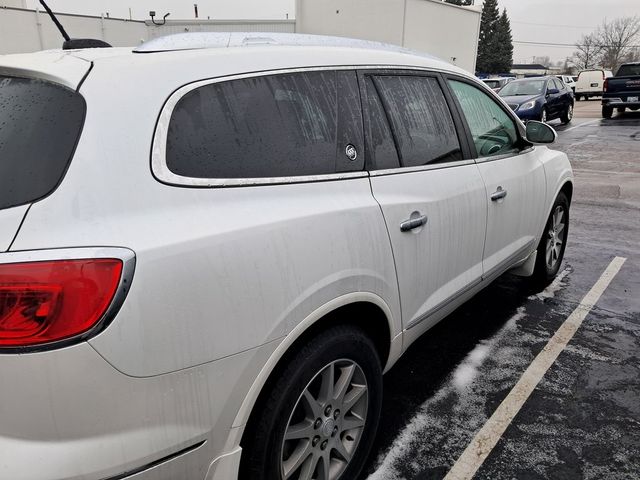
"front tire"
240,325,383,480
540,108,548,123
561,103,574,124
533,192,569,285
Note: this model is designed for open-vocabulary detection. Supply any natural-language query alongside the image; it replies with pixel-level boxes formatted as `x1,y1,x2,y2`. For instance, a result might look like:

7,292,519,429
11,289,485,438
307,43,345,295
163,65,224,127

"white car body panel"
0,204,28,251
476,149,547,277
369,164,487,330
0,34,573,480
576,69,614,96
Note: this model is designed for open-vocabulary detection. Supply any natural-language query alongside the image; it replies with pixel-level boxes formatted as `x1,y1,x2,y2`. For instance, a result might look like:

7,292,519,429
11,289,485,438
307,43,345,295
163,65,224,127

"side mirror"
547,88,560,95
526,121,557,144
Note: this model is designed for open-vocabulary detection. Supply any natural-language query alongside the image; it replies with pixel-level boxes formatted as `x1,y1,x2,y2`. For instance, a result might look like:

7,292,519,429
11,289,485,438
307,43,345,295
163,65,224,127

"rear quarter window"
166,71,343,179
0,76,85,210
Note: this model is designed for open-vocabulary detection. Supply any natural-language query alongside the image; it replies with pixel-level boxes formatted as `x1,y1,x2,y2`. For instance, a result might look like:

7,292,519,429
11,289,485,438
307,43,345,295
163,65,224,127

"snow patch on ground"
451,307,526,392
530,267,570,300
368,306,526,480
369,272,572,480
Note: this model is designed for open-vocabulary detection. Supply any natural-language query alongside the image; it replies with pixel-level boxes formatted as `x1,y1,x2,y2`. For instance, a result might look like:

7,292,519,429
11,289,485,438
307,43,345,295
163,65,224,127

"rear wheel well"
560,181,573,204
239,301,390,451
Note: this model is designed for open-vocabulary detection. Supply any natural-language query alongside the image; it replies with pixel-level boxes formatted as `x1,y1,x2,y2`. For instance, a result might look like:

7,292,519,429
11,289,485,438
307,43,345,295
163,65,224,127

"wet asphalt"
363,103,640,479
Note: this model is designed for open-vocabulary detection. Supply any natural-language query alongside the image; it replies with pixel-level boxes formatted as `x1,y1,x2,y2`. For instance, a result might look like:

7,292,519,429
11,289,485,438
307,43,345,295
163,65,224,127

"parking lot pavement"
363,111,640,479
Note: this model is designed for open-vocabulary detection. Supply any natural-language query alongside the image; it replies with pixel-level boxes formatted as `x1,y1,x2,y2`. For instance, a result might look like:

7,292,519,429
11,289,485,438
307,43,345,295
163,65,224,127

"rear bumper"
602,97,640,108
0,340,275,479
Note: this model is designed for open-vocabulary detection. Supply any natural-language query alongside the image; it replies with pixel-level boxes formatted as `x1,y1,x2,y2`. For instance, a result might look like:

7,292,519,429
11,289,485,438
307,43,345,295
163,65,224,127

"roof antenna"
38,0,112,50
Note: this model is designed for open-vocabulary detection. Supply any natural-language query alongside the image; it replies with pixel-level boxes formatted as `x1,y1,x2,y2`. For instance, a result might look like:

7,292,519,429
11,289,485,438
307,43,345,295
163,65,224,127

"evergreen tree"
494,9,514,73
476,0,501,74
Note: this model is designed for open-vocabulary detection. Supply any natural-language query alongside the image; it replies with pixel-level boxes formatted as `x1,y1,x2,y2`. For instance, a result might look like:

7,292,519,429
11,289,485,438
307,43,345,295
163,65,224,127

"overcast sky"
24,0,640,63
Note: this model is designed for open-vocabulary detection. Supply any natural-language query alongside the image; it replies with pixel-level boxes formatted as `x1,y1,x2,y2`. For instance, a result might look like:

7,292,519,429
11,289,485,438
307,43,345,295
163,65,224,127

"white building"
1,0,481,72
296,0,481,72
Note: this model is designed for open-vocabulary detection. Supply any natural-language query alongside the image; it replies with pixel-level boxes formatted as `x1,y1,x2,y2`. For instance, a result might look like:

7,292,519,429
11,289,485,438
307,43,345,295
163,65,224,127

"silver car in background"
0,33,573,480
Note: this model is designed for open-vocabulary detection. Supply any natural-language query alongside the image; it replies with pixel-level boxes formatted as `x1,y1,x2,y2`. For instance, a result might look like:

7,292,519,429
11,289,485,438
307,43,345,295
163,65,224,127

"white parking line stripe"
562,119,600,132
443,256,627,480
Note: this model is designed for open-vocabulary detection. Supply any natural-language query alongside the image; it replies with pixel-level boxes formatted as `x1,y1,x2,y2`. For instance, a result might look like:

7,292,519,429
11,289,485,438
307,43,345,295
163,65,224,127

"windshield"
483,80,501,89
499,79,546,97
616,64,640,77
0,76,85,210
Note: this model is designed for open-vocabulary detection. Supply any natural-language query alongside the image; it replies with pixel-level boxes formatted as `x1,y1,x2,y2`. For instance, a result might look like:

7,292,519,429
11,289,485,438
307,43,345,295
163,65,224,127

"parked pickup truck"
602,62,640,118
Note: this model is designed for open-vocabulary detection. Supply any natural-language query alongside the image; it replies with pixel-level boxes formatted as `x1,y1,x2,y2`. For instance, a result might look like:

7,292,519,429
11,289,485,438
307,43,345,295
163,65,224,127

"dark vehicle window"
373,76,462,167
0,76,85,210
551,78,563,91
616,64,640,76
449,80,520,158
363,77,399,170
499,79,546,97
167,71,340,179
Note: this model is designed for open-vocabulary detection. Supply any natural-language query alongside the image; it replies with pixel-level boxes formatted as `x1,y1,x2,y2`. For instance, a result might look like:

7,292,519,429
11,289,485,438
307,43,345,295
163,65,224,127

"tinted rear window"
616,64,640,77
0,76,85,210
166,71,340,179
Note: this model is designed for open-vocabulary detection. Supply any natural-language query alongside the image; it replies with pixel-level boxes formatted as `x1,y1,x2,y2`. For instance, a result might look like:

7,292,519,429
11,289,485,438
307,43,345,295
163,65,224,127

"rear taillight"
0,259,122,348
603,79,609,92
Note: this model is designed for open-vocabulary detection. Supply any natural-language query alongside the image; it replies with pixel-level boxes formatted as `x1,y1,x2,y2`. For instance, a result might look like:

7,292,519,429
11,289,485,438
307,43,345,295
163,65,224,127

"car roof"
0,33,470,90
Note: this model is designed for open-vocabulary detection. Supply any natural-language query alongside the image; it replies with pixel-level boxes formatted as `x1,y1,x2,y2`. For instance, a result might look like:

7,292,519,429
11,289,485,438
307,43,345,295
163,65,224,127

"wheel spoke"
283,441,313,479
285,419,315,441
302,389,322,419
546,241,553,266
342,384,367,413
319,452,330,480
342,413,365,431
333,364,355,404
318,363,335,405
297,452,319,480
333,439,352,462
556,223,565,236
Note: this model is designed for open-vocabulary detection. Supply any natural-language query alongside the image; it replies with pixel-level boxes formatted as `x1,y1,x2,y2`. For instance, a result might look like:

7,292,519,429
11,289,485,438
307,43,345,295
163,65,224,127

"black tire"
575,94,581,101
561,103,574,124
617,107,626,114
540,107,548,123
532,192,570,285
239,325,383,480
602,106,613,119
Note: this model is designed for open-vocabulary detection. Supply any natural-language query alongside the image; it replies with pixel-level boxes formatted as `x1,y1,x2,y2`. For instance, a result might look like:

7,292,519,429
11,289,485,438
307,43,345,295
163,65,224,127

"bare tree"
572,33,603,70
599,16,640,72
533,55,552,67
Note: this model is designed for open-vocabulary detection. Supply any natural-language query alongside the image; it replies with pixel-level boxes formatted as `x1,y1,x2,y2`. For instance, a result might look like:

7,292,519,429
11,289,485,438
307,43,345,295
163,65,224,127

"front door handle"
491,186,508,201
400,214,428,232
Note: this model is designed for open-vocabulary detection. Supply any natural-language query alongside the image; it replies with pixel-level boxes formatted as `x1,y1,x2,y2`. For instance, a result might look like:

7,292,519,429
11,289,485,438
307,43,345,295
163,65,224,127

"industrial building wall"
0,7,147,54
146,20,295,38
295,0,480,73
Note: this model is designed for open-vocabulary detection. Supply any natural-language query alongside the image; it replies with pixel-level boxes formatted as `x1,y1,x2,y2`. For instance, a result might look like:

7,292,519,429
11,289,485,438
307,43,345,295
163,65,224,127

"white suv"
0,33,573,480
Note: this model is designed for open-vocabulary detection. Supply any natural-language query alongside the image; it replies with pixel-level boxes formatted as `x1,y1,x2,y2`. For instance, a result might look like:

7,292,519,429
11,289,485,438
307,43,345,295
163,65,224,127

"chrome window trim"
151,64,469,188
473,145,536,164
369,158,476,177
0,247,136,354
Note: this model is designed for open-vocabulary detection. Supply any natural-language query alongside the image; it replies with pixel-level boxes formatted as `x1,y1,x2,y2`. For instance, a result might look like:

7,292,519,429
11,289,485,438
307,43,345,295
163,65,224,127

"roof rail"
133,32,435,58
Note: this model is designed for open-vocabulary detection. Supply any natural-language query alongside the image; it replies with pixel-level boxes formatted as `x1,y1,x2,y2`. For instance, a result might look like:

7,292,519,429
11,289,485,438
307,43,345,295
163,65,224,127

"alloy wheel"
541,109,548,123
567,104,573,121
546,205,566,270
280,359,369,480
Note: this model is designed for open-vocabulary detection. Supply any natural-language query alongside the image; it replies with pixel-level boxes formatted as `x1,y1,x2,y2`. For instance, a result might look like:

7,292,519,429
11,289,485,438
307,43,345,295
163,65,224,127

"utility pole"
194,4,199,19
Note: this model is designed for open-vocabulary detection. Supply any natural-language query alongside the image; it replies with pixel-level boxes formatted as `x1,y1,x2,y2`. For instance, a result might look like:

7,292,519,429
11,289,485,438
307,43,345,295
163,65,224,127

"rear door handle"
491,187,508,201
400,214,428,232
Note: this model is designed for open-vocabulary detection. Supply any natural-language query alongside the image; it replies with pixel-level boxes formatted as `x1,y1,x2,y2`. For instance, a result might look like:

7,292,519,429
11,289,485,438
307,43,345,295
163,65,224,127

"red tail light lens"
603,79,609,92
0,259,122,348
